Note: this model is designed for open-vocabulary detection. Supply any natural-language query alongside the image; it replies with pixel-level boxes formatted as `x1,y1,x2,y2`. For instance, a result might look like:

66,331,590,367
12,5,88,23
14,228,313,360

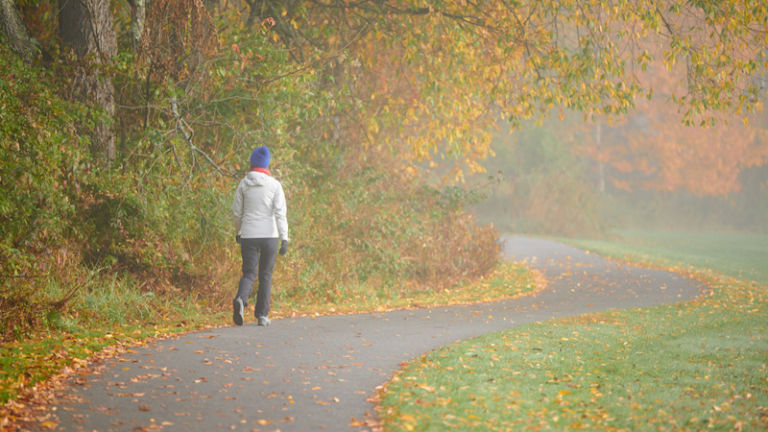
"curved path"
49,237,704,431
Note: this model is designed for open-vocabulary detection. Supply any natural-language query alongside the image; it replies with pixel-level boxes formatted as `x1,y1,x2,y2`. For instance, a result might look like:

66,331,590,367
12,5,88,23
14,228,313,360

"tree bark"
203,0,219,13
59,0,118,164
126,0,146,50
0,0,41,62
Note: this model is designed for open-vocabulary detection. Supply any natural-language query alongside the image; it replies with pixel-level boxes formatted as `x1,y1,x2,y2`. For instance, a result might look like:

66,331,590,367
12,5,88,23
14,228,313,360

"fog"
466,114,768,238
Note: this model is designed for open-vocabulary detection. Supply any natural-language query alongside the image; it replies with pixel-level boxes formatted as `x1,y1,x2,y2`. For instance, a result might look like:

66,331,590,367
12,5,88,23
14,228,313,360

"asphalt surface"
49,236,704,431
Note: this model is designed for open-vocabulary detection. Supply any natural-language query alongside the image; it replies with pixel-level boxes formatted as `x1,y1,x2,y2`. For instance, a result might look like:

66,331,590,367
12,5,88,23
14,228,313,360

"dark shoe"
257,316,271,327
233,298,244,326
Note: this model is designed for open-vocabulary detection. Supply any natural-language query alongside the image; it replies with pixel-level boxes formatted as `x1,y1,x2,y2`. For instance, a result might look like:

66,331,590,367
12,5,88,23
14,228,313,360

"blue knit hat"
250,146,270,169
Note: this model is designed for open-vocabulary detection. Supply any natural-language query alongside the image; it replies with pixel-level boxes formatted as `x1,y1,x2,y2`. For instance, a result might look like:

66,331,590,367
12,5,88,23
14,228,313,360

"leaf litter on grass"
377,258,768,431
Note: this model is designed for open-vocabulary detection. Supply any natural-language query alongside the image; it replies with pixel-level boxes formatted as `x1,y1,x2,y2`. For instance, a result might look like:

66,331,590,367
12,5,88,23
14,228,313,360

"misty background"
463,113,768,237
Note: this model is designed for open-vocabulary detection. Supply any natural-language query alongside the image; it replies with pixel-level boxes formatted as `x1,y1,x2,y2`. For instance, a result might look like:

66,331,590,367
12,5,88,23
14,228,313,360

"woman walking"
232,146,289,326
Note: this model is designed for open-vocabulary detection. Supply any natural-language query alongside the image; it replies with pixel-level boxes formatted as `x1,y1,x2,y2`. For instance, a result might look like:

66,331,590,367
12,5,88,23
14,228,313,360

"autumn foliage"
0,0,766,375
0,1,504,342
575,52,768,197
0,1,767,422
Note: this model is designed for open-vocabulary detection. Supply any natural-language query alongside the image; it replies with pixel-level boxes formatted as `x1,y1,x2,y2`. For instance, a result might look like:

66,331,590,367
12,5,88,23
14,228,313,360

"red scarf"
251,167,271,176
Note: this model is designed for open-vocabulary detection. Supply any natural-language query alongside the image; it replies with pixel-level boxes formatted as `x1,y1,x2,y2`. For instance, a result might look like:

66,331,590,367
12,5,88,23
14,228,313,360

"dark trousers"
235,237,278,318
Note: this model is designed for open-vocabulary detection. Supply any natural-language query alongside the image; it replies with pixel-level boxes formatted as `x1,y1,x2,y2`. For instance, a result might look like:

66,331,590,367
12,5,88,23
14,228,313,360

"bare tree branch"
170,96,238,178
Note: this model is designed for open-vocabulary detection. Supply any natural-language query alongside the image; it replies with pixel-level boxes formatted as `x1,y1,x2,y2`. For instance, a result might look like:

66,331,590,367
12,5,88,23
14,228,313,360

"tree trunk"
59,0,118,164
595,121,605,193
126,0,146,50
204,0,219,13
0,0,41,62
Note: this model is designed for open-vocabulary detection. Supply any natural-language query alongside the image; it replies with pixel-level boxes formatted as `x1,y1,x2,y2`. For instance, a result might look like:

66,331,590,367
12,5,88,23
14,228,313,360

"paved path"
50,236,704,431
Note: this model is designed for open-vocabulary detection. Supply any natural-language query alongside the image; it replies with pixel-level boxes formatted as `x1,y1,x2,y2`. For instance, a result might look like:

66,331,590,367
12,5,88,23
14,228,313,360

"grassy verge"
0,271,226,427
378,231,768,431
273,261,541,317
563,229,768,284
0,269,225,405
0,261,537,409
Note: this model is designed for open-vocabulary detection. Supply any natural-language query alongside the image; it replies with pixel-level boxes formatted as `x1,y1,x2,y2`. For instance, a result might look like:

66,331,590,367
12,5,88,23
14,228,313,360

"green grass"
273,261,539,316
0,269,226,405
564,229,768,284
378,230,768,431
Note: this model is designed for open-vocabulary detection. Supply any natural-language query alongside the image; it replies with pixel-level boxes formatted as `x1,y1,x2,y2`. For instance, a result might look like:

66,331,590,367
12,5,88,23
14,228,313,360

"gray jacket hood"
243,171,269,187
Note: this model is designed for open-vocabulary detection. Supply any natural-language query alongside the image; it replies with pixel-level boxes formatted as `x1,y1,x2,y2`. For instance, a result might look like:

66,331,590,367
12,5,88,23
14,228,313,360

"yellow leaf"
40,421,58,430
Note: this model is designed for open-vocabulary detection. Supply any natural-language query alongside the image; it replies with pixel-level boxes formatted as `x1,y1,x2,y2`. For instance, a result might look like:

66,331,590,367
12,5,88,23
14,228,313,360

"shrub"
0,43,93,338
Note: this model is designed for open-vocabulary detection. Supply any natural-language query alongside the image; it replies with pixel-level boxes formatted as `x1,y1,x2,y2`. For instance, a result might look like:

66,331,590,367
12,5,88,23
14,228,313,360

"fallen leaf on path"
40,420,58,429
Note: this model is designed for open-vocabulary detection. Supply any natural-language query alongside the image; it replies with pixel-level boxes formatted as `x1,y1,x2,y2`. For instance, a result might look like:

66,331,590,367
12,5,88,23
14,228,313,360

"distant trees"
575,52,768,197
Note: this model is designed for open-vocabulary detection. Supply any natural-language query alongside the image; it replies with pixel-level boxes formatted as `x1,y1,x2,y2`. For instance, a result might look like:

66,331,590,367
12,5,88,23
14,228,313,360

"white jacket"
232,171,289,240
